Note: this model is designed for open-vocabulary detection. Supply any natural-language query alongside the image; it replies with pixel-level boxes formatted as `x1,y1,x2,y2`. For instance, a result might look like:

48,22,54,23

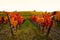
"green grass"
57,22,60,27
21,19,35,30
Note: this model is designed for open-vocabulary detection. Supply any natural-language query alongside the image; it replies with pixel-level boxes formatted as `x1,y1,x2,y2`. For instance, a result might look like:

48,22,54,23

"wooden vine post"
7,14,14,36
46,11,56,37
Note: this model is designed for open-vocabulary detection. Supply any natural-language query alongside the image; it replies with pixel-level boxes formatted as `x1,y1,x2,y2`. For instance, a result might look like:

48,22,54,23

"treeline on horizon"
0,10,60,12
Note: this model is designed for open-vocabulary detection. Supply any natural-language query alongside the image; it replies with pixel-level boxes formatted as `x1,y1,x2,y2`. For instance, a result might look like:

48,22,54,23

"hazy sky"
0,0,60,12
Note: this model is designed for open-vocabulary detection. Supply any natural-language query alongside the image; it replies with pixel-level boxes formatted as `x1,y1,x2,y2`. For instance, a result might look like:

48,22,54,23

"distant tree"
34,10,36,12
